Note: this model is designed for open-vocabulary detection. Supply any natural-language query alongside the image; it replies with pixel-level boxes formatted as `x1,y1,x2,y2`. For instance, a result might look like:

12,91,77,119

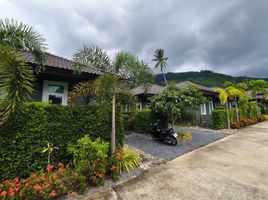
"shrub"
110,147,140,181
68,136,109,186
62,171,87,194
0,102,124,180
0,164,68,200
124,109,167,134
177,131,192,141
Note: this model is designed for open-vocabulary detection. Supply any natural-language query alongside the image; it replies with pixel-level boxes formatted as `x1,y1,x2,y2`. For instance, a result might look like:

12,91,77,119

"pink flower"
1,191,7,197
49,190,57,197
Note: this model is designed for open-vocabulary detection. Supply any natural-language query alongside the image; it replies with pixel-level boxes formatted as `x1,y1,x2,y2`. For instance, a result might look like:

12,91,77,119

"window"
208,99,214,115
42,80,68,105
200,103,207,115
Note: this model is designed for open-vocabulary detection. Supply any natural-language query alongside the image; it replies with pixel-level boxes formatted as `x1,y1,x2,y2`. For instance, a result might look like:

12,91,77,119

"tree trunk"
172,120,175,129
226,102,231,129
235,97,239,121
111,94,116,154
162,71,168,86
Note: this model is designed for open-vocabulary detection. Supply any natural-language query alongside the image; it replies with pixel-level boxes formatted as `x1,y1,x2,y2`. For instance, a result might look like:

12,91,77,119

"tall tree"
0,19,46,124
152,49,168,86
70,47,154,153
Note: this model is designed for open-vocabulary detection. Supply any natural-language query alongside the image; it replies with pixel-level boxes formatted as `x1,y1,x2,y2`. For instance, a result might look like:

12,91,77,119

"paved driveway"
125,128,225,160
115,122,268,200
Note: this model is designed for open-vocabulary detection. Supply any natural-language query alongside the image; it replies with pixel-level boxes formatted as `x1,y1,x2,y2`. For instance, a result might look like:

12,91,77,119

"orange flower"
41,177,46,181
1,191,7,197
30,173,37,178
111,165,117,170
53,173,58,179
49,190,57,197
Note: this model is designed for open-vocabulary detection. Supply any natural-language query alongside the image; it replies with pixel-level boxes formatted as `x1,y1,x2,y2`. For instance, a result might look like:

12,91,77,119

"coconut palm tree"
152,49,168,86
0,19,46,124
215,88,231,129
70,47,153,153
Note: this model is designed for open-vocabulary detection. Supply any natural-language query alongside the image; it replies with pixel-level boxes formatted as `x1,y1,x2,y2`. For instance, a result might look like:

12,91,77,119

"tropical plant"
223,81,247,121
177,131,192,141
42,143,59,167
0,18,46,124
151,84,205,128
248,80,268,114
152,49,168,86
70,47,154,153
215,88,231,129
110,147,140,181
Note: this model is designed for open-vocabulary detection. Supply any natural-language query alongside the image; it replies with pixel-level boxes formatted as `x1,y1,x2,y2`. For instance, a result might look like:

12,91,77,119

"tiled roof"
20,51,103,75
176,81,217,93
131,84,165,95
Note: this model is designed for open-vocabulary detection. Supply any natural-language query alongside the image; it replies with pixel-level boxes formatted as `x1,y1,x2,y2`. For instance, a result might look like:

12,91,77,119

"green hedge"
212,107,257,130
124,110,167,133
0,102,124,180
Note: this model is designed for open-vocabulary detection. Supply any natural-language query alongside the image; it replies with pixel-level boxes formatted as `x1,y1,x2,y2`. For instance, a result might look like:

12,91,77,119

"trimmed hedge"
124,110,167,134
0,102,124,181
212,107,257,130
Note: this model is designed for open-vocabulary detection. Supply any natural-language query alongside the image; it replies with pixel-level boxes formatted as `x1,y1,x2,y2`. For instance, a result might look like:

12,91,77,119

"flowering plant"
0,163,68,200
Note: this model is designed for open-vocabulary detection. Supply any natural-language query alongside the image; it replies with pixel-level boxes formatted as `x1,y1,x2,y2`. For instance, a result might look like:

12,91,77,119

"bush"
68,136,109,186
110,147,140,181
0,164,68,200
124,109,167,133
177,131,192,141
0,102,124,181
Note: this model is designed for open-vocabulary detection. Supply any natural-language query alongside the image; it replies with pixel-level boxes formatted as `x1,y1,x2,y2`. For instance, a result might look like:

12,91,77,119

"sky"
1,0,268,78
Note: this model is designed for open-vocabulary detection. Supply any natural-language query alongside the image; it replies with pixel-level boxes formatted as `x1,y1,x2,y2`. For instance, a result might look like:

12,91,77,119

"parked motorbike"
151,120,178,145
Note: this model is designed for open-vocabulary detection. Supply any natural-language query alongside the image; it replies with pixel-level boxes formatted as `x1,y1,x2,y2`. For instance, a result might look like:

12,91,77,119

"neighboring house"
131,84,165,110
21,51,103,105
131,81,220,127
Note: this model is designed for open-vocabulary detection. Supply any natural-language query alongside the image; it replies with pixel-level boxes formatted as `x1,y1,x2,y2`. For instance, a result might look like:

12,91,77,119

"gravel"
124,128,226,160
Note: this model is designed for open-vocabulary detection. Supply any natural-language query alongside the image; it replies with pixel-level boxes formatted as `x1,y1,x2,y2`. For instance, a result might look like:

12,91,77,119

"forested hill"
154,70,268,87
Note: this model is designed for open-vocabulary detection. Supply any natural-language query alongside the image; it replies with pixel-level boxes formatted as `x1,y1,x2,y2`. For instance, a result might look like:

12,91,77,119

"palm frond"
0,18,46,72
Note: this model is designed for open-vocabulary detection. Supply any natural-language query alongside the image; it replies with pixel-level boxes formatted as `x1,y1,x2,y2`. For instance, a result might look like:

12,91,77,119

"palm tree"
152,49,168,86
70,48,153,153
0,19,46,124
215,88,231,129
224,82,247,121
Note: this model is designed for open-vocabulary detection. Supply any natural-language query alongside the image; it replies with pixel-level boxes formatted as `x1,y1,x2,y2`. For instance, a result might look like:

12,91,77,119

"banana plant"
42,143,59,166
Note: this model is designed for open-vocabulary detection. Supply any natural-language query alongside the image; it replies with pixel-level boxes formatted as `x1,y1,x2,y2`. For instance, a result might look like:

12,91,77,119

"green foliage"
177,131,192,141
110,147,140,181
0,49,34,124
0,102,124,180
154,70,268,87
151,84,205,127
62,171,87,194
152,49,168,85
124,110,168,133
212,106,258,129
68,136,109,186
0,18,46,124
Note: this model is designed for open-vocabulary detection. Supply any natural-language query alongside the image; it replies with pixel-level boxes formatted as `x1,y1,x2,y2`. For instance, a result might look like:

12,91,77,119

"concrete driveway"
114,122,268,200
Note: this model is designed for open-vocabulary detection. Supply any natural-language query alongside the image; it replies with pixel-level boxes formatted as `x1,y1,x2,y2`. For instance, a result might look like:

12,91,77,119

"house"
131,84,165,110
131,81,220,127
20,51,103,105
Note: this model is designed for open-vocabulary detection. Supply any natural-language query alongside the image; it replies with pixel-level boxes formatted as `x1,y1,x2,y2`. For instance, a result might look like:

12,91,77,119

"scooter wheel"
170,136,178,146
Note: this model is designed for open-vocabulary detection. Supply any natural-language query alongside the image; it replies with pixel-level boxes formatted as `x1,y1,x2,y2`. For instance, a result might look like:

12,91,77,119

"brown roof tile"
131,84,165,95
20,51,103,75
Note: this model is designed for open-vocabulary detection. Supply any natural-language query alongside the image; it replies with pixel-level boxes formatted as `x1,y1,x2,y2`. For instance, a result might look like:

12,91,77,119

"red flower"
9,189,15,197
1,191,7,197
111,165,117,170
30,173,37,178
47,165,55,173
49,190,57,197
41,177,47,181
53,173,58,179
14,177,20,184
33,185,42,191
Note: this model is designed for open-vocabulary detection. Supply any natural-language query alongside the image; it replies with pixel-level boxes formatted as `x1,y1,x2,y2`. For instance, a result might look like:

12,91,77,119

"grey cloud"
1,0,268,77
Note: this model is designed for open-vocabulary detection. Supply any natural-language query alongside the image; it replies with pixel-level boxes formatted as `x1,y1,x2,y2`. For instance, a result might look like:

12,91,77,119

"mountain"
155,70,268,87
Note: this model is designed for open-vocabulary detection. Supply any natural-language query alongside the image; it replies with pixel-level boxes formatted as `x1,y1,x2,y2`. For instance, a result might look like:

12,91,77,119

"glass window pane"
48,85,64,94
48,94,62,104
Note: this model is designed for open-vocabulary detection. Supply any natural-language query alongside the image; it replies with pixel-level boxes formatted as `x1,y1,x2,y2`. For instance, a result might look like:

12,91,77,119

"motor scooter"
151,120,178,145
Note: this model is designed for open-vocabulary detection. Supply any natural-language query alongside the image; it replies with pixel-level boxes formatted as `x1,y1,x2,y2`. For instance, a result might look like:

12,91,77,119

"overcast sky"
1,0,268,77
